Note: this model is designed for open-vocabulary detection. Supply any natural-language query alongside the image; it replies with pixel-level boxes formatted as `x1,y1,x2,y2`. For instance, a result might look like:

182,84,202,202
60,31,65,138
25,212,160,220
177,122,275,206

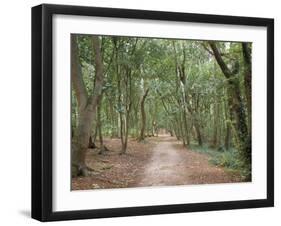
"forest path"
72,135,241,190
136,135,237,186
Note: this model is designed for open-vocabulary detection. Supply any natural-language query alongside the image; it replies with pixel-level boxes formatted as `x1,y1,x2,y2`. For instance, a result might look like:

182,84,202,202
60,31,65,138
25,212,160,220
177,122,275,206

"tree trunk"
242,43,252,173
117,77,125,151
122,105,131,153
88,136,96,149
242,43,252,128
224,123,231,150
72,109,96,176
242,43,252,178
212,98,220,148
138,88,149,141
182,107,190,146
209,41,251,179
71,35,104,177
97,97,105,154
194,121,203,146
223,88,232,150
227,82,249,157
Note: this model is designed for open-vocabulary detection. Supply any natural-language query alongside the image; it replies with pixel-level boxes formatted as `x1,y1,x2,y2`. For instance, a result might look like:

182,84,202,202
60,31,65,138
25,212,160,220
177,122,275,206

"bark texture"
71,35,104,177
209,41,251,179
139,88,149,141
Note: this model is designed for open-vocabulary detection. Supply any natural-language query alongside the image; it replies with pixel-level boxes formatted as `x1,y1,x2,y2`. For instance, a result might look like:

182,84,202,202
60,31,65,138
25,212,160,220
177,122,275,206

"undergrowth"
190,143,247,179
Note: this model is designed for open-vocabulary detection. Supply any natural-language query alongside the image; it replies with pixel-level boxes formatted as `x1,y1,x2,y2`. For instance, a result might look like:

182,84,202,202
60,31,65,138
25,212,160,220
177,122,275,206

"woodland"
71,34,252,189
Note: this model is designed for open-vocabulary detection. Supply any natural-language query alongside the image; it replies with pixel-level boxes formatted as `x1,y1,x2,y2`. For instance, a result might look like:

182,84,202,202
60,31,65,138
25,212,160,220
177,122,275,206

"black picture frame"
31,3,274,222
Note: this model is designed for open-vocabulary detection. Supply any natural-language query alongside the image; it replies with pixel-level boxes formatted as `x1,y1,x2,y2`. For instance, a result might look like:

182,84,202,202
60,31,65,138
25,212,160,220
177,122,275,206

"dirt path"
72,135,241,190
135,135,240,187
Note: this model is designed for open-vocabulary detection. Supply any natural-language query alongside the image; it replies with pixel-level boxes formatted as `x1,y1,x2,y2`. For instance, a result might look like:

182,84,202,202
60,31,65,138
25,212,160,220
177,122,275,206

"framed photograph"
32,4,274,221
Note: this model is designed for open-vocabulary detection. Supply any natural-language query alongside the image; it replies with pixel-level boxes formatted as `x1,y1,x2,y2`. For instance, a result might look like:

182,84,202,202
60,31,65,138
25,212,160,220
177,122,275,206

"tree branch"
89,36,105,109
208,41,233,78
71,35,88,110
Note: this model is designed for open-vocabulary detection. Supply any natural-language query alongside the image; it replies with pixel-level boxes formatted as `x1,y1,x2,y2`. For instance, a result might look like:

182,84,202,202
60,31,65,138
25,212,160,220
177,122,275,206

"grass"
190,143,242,173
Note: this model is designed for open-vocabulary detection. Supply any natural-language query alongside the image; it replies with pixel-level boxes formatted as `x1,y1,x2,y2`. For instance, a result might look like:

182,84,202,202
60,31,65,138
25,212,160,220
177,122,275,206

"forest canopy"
71,34,252,186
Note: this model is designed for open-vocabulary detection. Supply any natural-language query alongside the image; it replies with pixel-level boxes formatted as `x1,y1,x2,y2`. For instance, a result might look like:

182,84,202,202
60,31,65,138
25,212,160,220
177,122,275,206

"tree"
208,41,251,179
138,88,149,141
71,35,105,176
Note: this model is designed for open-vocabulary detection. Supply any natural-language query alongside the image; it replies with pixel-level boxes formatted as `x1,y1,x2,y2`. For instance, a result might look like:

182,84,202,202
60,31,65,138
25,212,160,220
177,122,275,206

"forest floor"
72,135,242,190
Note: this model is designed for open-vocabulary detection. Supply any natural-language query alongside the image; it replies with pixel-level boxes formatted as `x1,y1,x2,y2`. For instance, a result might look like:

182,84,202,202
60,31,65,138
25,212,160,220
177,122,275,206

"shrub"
191,144,243,175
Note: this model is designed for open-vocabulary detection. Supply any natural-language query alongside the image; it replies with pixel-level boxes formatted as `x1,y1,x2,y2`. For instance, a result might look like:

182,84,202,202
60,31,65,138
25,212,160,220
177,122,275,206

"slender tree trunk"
224,123,231,150
223,88,232,150
182,107,190,146
97,96,105,154
122,104,131,153
194,121,203,146
212,98,219,148
120,104,132,153
174,118,181,140
138,88,149,141
173,43,192,147
117,77,125,150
